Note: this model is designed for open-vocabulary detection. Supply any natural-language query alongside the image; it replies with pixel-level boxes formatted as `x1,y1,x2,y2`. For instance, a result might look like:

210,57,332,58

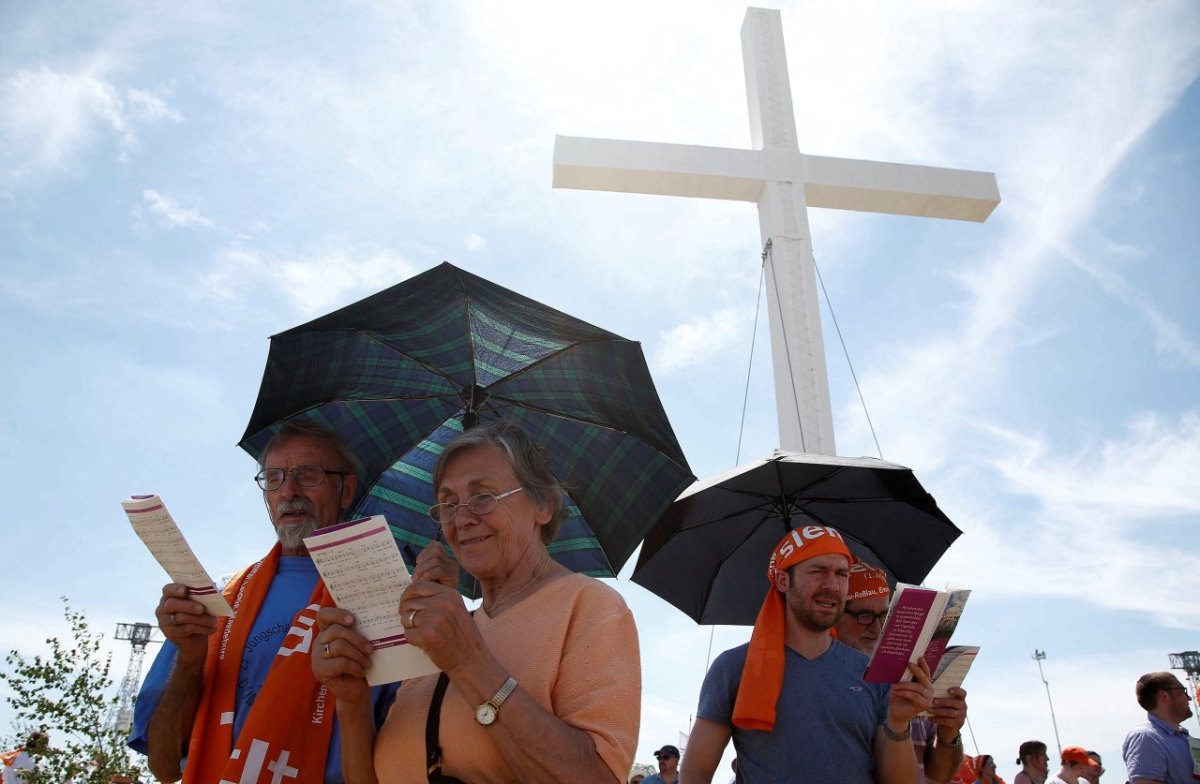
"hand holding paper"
121,494,233,617
304,516,440,685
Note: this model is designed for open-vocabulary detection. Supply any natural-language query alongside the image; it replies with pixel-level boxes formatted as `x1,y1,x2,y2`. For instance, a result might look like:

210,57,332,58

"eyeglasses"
254,465,352,491
844,608,889,626
427,488,526,523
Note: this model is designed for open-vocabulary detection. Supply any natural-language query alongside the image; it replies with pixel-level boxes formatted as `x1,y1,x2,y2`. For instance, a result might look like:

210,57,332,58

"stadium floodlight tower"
1168,650,1200,731
106,622,156,733
1033,649,1063,756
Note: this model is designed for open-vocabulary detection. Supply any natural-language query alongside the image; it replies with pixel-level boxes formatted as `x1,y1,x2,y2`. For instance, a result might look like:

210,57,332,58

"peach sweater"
374,572,641,783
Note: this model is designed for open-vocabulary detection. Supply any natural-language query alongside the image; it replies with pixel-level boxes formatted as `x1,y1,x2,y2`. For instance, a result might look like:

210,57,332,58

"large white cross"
553,7,1000,455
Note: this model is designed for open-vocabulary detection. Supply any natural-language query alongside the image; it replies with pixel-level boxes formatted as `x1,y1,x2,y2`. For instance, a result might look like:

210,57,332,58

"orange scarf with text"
732,526,851,731
183,544,335,784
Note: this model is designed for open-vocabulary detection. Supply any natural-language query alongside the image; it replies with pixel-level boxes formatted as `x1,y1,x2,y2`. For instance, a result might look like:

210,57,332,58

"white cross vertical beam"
553,7,1000,456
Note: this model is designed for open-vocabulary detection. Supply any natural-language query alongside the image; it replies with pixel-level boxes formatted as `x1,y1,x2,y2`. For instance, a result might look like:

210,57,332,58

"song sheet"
121,494,233,617
304,516,439,685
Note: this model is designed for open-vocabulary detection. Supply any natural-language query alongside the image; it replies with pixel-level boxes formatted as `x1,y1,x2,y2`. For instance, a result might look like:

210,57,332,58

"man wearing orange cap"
1048,747,1102,784
835,563,969,784
681,526,935,784
835,561,892,655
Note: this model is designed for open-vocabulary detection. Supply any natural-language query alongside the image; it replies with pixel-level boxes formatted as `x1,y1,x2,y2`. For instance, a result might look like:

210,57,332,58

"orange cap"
1061,747,1101,767
847,562,890,601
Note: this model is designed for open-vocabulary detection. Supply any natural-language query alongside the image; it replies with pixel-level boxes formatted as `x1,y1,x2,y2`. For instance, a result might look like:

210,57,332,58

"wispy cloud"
931,412,1200,628
141,189,214,229
0,66,181,190
464,232,485,251
652,307,748,374
1055,236,1200,369
197,245,419,318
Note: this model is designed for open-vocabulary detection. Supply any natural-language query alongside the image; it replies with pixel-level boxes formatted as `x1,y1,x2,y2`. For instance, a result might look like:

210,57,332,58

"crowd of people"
114,418,1196,783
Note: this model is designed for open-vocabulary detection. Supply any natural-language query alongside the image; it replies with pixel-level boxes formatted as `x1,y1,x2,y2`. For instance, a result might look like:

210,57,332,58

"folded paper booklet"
863,584,975,697
304,515,440,685
121,494,234,617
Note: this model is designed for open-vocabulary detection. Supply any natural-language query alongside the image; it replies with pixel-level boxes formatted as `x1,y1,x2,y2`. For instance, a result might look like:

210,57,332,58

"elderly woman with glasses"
313,420,641,783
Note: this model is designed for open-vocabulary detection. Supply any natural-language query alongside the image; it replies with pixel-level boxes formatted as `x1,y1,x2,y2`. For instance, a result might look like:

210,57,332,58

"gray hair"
433,420,566,544
260,420,362,476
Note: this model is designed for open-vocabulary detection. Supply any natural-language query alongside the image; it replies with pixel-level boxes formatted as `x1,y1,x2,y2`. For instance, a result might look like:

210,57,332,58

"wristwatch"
940,731,963,749
475,676,518,726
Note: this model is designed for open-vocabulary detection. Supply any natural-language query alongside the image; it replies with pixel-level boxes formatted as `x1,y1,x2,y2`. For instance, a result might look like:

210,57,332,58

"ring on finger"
323,642,331,658
171,612,177,625
408,609,419,628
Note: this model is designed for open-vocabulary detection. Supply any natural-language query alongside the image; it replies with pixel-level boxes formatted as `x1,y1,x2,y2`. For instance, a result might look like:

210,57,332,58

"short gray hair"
260,420,362,476
433,420,566,544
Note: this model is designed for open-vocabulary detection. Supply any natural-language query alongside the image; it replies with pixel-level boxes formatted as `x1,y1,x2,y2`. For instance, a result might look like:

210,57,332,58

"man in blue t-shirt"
682,526,935,784
1121,671,1196,784
129,421,455,784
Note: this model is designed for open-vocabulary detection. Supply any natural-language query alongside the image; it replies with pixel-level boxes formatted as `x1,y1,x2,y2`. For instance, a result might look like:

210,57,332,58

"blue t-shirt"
1122,713,1196,784
129,557,396,783
697,640,890,784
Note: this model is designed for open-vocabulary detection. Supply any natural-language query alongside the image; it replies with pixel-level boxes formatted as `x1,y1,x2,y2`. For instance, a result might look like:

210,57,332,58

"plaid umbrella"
631,450,961,625
239,262,694,597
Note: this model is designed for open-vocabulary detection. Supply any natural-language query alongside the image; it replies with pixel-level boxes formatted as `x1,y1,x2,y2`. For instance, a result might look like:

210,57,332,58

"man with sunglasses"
643,744,681,784
128,421,456,783
1122,671,1197,784
834,563,968,784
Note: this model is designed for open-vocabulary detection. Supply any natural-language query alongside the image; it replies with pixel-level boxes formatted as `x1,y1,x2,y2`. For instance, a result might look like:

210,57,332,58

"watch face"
476,704,497,726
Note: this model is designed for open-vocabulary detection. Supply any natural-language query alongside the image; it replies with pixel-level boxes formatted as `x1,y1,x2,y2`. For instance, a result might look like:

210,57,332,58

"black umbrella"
631,449,961,625
239,261,694,597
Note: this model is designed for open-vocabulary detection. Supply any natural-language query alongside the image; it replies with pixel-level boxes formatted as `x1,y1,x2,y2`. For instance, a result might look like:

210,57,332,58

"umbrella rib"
480,395,692,472
351,328,463,387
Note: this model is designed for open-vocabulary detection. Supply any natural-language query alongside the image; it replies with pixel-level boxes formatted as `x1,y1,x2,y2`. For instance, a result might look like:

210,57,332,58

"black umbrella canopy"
631,450,962,625
240,262,695,595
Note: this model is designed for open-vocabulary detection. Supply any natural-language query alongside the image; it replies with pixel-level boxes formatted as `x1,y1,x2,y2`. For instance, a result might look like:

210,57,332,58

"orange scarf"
184,544,336,784
732,526,851,731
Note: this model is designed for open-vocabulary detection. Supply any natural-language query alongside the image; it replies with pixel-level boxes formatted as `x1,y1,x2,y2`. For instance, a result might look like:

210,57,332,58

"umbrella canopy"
631,450,961,625
240,261,694,597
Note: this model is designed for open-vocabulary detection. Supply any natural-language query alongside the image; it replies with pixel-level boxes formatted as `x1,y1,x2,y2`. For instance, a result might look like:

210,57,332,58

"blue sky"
2,1,1198,780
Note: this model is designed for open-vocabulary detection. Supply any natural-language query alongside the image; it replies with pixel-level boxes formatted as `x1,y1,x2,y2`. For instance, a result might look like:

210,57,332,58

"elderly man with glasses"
833,563,969,784
127,421,456,784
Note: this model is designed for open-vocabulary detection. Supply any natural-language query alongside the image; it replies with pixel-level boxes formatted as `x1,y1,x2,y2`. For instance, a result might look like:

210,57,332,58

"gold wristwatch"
475,676,518,726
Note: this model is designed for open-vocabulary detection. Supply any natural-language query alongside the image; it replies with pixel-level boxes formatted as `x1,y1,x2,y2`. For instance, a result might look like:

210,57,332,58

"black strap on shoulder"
425,671,468,784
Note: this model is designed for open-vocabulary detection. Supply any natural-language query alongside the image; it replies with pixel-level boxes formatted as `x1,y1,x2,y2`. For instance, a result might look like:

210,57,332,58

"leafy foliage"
0,599,149,783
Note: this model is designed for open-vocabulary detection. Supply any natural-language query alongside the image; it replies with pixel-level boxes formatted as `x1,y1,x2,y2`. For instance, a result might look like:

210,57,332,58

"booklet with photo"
304,515,439,685
121,494,234,617
863,584,974,689
928,645,979,698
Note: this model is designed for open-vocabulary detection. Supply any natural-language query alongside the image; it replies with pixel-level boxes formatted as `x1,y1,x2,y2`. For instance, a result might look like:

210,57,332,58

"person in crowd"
836,561,892,655
1013,740,1049,784
314,420,641,783
129,421,457,783
834,562,968,784
1048,747,1102,784
680,526,934,783
1,730,47,784
1079,751,1104,783
1122,671,1196,784
643,744,680,784
972,754,1006,784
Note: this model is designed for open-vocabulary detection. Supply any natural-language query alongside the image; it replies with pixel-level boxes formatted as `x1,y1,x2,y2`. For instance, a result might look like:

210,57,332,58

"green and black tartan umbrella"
239,261,694,597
